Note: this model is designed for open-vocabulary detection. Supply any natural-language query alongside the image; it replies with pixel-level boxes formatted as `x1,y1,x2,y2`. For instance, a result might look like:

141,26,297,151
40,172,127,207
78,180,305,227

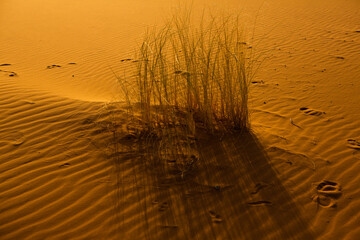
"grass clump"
114,10,254,178
134,10,251,133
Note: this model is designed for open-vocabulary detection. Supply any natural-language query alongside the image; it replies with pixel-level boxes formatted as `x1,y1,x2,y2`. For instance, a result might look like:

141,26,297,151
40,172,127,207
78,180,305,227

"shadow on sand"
112,129,314,239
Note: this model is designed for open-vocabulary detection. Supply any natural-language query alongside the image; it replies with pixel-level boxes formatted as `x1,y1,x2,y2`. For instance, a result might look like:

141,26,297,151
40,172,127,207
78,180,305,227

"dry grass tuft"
134,10,251,132
115,9,256,177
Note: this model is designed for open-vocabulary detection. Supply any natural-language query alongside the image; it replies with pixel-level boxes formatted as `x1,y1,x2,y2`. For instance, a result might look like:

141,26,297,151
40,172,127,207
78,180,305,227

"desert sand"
0,0,360,239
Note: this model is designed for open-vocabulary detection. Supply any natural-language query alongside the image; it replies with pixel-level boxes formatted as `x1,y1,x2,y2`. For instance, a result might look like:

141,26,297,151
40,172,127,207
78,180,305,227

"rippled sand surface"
1,0,360,239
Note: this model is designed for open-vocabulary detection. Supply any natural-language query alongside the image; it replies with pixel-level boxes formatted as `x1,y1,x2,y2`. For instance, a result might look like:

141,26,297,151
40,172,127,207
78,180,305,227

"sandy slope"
0,80,119,239
1,0,360,239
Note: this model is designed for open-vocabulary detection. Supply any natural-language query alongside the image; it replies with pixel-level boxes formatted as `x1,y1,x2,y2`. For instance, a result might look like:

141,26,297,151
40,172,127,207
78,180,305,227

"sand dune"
1,0,360,239
0,81,119,239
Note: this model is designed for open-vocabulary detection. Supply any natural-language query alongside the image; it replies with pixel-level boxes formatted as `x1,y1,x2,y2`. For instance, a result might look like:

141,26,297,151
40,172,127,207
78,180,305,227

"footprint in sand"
8,72,17,77
209,210,223,223
120,58,132,62
159,202,169,212
313,180,342,208
251,182,269,194
0,63,11,66
313,195,337,208
46,64,61,69
251,80,264,84
317,180,342,197
0,69,18,77
300,107,325,116
59,163,71,168
347,138,360,150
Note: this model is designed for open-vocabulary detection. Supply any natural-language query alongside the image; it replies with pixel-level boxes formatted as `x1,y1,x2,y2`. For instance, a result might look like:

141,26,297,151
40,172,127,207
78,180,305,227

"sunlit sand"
1,0,360,239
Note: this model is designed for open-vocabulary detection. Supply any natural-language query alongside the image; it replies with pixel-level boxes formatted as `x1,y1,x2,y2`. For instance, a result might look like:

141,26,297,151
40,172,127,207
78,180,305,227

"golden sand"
0,0,359,239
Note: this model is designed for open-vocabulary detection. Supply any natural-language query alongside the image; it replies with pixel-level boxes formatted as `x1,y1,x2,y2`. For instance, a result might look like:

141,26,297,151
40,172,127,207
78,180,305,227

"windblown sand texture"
1,0,360,239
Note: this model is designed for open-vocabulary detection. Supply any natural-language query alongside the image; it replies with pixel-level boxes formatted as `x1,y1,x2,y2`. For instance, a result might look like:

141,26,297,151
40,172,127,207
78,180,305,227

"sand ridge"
0,80,118,239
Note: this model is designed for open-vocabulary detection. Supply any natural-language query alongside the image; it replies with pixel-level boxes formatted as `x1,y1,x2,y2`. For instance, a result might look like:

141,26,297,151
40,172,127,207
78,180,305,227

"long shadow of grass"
209,130,314,239
111,125,314,239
